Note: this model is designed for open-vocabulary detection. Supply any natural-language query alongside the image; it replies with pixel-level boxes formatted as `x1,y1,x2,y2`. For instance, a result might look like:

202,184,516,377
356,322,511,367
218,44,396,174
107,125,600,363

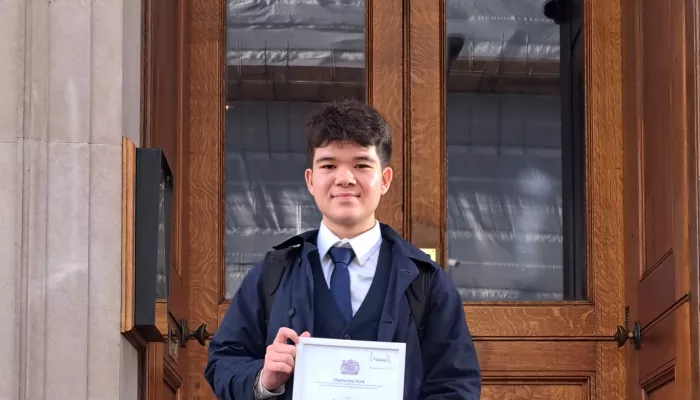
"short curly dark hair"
305,100,392,167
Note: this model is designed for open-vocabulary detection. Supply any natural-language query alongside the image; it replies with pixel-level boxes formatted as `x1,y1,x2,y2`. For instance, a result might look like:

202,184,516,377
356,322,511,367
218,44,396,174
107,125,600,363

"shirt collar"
317,220,382,265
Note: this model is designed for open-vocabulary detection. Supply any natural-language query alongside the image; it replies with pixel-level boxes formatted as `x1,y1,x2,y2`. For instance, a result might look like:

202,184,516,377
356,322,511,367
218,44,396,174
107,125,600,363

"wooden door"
186,0,405,397
622,0,700,398
142,0,192,397
408,0,625,397
180,0,700,399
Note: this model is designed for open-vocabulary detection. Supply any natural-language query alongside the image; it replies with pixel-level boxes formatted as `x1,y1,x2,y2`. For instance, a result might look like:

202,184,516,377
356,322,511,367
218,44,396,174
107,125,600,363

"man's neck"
322,217,377,239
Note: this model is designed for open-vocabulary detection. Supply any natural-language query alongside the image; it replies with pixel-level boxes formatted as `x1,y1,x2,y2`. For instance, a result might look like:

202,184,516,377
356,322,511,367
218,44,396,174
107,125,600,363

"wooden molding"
369,0,406,237
121,136,137,334
155,300,169,341
684,0,700,394
188,0,227,396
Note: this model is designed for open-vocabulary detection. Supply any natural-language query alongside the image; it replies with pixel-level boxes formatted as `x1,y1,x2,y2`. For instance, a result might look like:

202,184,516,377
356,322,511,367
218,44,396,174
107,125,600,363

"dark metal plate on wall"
133,147,173,342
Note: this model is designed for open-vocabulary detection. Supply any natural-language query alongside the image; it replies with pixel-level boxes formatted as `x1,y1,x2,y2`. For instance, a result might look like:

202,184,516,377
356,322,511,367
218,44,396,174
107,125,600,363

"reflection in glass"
156,176,168,299
444,0,585,301
224,0,366,299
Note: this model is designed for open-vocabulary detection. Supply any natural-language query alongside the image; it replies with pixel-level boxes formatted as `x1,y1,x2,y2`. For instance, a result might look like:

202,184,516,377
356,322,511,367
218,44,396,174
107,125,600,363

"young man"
205,100,481,399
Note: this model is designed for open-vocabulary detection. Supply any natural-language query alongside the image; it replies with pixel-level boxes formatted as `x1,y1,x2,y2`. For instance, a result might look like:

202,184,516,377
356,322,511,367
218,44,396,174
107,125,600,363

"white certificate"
292,337,406,400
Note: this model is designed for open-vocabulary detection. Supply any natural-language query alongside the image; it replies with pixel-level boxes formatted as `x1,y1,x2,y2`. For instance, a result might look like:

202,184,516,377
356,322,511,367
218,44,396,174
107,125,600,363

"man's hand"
260,327,310,391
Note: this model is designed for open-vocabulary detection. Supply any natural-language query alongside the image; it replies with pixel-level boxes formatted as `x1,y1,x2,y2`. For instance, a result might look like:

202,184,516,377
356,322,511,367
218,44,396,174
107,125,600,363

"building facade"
1,0,699,399
1,0,142,398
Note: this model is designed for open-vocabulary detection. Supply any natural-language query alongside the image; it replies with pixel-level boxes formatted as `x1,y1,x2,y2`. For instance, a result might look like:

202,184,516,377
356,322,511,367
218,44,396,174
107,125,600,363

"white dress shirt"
316,220,382,316
255,221,382,398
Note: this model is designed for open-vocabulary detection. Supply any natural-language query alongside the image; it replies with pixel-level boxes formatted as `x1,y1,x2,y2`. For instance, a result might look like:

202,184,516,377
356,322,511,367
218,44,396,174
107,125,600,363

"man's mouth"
332,193,359,198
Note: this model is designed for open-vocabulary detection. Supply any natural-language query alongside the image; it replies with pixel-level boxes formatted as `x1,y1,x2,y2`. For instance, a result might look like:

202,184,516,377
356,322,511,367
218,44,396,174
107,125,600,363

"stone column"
0,0,142,398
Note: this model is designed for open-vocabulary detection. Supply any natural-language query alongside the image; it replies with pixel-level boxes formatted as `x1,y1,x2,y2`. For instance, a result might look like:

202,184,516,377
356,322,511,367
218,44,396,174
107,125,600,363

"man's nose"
335,167,356,185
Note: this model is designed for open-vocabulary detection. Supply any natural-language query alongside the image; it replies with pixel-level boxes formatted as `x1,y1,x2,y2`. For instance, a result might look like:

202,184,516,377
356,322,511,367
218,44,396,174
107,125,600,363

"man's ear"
304,168,314,194
380,166,393,195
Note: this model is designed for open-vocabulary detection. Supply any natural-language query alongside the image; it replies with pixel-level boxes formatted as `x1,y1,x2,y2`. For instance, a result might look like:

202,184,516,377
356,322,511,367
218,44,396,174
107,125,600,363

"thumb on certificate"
300,331,310,338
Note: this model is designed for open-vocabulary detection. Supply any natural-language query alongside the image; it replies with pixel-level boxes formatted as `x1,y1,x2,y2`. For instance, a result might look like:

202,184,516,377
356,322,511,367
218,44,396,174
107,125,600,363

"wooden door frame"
180,0,652,397
687,0,700,393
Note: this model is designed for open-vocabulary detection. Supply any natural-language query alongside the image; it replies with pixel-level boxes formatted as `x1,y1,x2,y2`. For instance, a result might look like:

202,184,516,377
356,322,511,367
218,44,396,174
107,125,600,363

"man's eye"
321,165,335,169
356,164,370,169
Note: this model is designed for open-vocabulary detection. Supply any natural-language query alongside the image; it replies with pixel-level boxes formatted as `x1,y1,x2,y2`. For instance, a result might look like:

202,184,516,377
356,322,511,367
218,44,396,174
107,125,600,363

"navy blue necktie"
328,246,355,323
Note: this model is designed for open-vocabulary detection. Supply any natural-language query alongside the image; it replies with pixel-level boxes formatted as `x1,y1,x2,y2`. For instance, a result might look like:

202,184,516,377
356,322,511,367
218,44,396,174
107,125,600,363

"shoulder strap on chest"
407,263,434,342
261,246,299,324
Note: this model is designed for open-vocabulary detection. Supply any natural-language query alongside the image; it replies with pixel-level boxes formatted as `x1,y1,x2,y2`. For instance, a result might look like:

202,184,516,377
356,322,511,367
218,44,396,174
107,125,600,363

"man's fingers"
267,342,296,355
300,331,311,338
266,351,295,366
273,327,300,344
263,328,305,382
265,361,293,375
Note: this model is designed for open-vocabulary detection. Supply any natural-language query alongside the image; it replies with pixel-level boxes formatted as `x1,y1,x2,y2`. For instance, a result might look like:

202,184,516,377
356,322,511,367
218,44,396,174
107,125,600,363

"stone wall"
0,0,142,398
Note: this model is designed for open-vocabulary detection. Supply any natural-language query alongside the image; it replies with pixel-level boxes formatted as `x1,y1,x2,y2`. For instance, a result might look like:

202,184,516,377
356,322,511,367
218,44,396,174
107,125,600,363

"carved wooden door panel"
622,0,700,398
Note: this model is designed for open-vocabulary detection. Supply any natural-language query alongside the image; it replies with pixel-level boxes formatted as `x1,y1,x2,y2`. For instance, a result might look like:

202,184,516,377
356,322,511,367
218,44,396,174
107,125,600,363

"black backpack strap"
261,246,299,324
407,263,434,342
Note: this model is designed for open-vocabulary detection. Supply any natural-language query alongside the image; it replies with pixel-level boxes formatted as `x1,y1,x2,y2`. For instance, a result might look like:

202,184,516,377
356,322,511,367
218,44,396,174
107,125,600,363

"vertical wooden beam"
370,0,407,235
684,0,700,395
407,0,445,263
121,137,136,335
187,0,226,397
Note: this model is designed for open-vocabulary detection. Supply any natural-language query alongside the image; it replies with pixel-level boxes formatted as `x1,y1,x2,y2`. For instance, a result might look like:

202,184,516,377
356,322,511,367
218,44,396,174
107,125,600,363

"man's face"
305,141,392,230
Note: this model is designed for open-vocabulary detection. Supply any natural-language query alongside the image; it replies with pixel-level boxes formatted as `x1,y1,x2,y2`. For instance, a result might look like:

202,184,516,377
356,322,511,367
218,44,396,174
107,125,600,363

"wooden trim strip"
370,0,406,235
406,0,445,264
587,0,625,335
187,0,227,396
465,304,596,337
683,0,700,395
475,340,596,371
121,136,149,352
121,136,136,334
215,302,601,338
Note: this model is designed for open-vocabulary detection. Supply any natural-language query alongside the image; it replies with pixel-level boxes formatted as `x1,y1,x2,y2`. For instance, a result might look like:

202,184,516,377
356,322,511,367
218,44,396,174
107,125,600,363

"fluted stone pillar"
0,0,143,398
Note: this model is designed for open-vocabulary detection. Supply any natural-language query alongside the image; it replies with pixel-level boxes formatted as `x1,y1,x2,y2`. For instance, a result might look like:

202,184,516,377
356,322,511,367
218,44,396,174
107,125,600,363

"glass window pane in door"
224,0,367,299
445,0,585,301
